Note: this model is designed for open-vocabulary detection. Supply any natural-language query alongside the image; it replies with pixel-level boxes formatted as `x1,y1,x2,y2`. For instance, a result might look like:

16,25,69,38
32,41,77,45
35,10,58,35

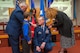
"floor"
0,40,80,53
49,40,80,53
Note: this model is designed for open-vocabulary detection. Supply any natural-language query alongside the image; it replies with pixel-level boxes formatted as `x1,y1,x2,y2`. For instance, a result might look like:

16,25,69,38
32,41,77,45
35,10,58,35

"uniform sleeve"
23,24,31,41
15,11,24,23
44,29,51,42
34,28,39,46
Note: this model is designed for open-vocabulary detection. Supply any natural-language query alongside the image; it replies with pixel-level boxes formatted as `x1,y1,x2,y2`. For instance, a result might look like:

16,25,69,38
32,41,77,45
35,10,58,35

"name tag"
45,29,49,34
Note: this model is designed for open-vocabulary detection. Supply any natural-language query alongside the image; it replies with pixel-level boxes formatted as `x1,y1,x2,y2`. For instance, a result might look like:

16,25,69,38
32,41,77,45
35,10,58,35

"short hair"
19,2,27,7
38,16,44,20
24,12,30,19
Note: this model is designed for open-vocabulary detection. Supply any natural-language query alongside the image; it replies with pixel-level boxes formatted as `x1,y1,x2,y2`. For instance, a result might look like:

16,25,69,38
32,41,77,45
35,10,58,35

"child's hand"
29,22,33,25
36,46,41,52
40,42,46,49
28,40,32,44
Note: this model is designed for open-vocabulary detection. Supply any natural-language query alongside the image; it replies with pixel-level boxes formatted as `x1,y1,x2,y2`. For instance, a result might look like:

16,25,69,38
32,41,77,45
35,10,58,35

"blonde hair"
46,8,58,19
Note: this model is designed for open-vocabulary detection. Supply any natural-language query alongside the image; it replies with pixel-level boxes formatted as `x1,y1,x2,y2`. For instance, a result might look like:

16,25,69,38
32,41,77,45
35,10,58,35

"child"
22,13,31,53
34,17,55,53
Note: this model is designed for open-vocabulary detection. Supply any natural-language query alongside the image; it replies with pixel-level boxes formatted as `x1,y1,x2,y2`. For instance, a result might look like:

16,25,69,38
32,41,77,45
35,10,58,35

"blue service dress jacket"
34,25,55,50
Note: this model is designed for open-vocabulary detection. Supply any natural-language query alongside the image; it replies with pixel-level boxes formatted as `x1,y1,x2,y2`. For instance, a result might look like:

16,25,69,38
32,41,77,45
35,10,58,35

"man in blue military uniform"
6,2,27,53
34,17,55,53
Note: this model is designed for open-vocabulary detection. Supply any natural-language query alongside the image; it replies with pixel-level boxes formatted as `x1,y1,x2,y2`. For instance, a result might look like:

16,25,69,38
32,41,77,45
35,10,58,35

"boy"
22,13,32,53
34,17,54,53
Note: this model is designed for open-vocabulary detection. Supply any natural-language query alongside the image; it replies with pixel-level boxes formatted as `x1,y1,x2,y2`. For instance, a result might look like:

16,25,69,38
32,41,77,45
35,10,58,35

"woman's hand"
29,22,37,27
48,25,52,29
31,31,34,34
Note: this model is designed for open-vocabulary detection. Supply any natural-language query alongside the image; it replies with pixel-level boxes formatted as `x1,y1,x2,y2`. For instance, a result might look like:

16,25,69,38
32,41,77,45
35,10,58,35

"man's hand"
40,42,46,49
28,40,32,45
36,46,41,52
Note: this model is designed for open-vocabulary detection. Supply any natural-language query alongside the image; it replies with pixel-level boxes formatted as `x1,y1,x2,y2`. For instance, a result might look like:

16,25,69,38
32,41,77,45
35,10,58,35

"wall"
0,0,80,24
34,0,80,26
50,0,73,19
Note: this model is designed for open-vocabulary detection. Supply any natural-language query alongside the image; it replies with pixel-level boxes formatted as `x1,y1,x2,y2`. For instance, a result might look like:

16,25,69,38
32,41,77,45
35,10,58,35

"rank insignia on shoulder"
38,31,42,34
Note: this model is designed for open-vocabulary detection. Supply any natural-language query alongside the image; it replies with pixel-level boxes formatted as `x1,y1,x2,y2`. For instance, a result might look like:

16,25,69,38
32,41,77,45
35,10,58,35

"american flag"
16,0,19,8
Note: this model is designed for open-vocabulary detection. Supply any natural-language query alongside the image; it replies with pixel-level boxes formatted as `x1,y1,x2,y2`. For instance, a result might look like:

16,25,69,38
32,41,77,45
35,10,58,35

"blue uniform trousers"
34,43,53,53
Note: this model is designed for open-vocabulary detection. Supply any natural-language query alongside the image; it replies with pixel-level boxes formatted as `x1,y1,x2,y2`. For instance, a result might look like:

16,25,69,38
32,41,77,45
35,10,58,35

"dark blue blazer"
6,6,24,38
34,25,52,46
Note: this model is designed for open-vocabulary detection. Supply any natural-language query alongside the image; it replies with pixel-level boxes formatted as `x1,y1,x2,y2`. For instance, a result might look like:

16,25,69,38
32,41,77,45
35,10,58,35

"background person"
30,8,37,52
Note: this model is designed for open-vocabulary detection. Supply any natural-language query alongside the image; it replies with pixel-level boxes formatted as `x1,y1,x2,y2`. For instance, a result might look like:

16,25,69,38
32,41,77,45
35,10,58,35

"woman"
30,8,37,52
46,8,75,53
30,8,37,38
